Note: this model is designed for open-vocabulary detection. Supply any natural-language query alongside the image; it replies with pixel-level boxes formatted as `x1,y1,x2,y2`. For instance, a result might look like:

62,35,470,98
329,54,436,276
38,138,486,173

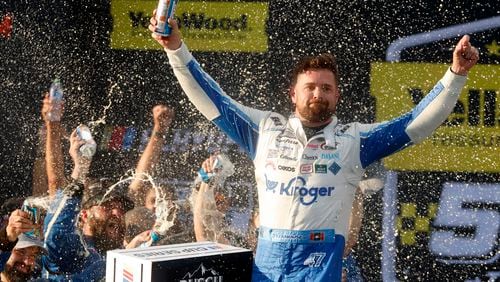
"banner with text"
111,0,269,52
371,63,500,172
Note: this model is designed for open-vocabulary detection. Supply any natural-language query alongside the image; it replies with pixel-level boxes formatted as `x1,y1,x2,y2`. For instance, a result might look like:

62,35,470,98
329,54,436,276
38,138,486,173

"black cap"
0,197,25,217
82,178,134,212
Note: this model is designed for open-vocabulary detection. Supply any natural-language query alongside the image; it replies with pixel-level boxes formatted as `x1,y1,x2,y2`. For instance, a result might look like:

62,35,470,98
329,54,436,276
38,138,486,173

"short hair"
290,53,340,87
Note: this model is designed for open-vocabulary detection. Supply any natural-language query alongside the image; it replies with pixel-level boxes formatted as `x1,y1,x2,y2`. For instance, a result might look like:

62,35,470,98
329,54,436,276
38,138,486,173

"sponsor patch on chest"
264,175,335,205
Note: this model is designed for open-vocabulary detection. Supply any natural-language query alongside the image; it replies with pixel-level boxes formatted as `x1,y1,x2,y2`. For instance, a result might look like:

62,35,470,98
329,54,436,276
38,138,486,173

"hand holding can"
46,78,64,122
154,0,179,36
76,125,97,159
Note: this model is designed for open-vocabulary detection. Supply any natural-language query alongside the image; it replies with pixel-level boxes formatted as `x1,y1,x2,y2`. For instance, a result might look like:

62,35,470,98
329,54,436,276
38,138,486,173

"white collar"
288,115,338,145
323,116,338,147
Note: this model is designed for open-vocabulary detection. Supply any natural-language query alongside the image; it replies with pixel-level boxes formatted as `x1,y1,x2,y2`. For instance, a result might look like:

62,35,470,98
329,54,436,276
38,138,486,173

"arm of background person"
32,127,48,196
125,230,152,249
359,35,479,168
128,105,174,206
69,129,91,183
246,211,259,252
43,133,93,274
343,187,364,258
42,181,90,274
149,16,269,160
192,156,230,244
193,181,210,242
42,93,65,197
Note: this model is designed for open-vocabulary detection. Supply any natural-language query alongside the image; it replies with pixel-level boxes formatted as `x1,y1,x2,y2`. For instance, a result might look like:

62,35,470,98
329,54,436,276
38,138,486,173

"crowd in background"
0,95,264,281
0,91,372,281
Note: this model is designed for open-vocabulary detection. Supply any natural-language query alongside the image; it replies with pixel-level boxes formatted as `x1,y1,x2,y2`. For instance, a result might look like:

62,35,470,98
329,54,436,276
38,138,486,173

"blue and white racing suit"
164,43,467,281
41,183,105,281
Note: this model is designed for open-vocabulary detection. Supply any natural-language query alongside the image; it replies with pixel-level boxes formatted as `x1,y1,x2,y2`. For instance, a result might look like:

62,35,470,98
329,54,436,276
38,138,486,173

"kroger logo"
264,176,335,205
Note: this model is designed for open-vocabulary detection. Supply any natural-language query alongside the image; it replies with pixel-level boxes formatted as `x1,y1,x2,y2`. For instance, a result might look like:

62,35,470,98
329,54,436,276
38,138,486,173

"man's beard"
88,216,125,254
297,99,334,123
3,262,36,282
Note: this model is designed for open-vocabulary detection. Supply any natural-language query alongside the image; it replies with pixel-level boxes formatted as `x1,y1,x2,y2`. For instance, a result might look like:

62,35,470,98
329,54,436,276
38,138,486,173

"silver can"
154,0,179,36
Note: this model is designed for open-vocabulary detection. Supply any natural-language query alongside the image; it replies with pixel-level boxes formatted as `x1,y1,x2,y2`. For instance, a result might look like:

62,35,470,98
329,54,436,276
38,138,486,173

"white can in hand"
47,78,64,121
154,0,179,36
76,125,97,159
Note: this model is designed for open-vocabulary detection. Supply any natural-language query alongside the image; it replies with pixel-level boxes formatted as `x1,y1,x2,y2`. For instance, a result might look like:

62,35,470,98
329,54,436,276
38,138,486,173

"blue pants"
252,228,345,282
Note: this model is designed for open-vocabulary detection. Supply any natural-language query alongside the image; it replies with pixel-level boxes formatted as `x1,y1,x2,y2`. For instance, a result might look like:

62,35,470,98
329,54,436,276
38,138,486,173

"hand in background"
69,129,91,181
125,230,152,249
41,92,64,123
6,209,37,242
153,105,175,133
201,154,219,175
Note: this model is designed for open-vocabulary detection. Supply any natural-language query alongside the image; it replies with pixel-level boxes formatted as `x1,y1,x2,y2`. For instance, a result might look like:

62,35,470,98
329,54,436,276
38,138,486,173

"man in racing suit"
40,128,134,281
149,15,479,281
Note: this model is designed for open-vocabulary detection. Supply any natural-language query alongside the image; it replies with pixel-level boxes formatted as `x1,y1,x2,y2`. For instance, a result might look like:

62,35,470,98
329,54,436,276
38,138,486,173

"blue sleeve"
36,258,105,282
0,252,10,272
42,190,89,274
359,113,413,168
186,60,263,159
360,79,449,168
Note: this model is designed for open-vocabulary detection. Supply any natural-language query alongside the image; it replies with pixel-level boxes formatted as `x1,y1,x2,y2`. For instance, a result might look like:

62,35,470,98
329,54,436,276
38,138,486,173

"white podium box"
106,241,253,282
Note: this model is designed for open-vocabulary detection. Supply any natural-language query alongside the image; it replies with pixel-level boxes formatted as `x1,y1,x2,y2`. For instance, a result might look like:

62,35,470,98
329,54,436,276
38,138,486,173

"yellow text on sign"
111,0,269,52
370,63,500,173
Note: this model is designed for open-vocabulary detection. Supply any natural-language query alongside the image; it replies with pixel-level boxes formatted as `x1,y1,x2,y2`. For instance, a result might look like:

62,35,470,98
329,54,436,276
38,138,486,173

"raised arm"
192,156,230,244
193,156,216,242
42,181,90,274
193,181,213,242
343,187,364,257
42,132,102,275
359,35,479,168
69,129,91,182
42,93,65,197
149,15,269,159
128,105,174,205
405,35,479,142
